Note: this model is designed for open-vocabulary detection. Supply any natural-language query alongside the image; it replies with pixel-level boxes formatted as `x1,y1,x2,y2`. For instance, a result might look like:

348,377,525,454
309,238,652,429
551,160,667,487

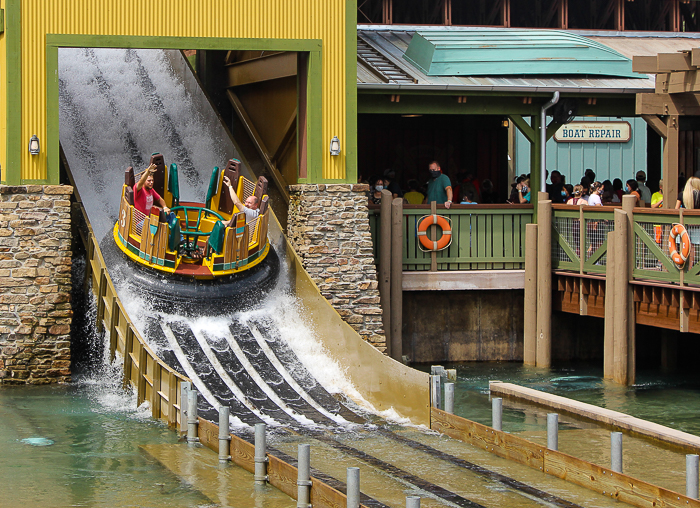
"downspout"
540,91,560,193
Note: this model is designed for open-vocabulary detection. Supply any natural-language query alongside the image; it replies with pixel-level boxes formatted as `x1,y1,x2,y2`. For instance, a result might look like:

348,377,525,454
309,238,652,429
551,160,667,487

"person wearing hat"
636,170,652,204
382,169,403,199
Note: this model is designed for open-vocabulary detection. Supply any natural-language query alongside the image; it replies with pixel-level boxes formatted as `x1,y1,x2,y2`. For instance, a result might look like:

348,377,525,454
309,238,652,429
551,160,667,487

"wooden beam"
641,114,668,139
636,92,700,116
657,52,693,73
546,120,561,141
271,112,297,165
509,114,536,143
225,52,296,88
632,55,659,74
227,89,290,203
668,70,700,94
692,48,700,68
655,73,670,94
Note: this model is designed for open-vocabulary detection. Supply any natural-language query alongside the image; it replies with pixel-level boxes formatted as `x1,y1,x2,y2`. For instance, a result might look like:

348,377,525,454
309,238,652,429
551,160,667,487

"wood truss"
358,0,690,31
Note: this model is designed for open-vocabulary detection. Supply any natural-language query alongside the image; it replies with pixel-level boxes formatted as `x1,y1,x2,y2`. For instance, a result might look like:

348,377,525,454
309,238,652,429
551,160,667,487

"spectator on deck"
587,181,603,206
461,187,478,205
602,180,615,204
562,184,573,202
403,179,425,205
423,161,453,208
580,176,592,203
383,169,403,199
626,179,641,206
567,185,586,205
547,170,564,203
636,171,652,204
516,178,531,204
368,178,385,205
480,179,497,204
651,180,664,208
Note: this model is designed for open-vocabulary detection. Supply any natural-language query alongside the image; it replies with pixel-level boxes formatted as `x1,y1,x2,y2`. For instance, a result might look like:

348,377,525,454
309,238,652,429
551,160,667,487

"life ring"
669,223,690,268
417,214,452,251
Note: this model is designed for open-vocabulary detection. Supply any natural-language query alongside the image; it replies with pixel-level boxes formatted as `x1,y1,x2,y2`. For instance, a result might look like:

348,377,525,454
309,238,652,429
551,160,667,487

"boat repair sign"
554,121,631,143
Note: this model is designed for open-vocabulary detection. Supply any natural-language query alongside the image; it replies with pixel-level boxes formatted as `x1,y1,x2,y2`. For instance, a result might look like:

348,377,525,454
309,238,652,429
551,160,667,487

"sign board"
554,121,631,143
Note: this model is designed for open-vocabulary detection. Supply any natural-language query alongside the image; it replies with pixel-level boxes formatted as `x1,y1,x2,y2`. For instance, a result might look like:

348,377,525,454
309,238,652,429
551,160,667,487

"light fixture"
401,114,423,118
28,135,40,155
329,136,341,156
502,118,510,128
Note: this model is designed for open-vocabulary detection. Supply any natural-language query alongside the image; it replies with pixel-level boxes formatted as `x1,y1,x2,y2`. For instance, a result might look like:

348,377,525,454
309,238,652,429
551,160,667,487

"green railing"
551,205,616,275
369,204,533,271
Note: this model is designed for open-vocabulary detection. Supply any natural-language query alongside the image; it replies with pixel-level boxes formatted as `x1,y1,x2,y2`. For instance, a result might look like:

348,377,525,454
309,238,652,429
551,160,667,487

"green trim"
45,34,323,185
552,226,580,264
5,0,21,185
344,0,357,184
633,223,677,274
0,9,5,33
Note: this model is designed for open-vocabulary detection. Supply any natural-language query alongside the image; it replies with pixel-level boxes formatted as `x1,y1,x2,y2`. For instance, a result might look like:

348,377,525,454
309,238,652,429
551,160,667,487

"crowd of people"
365,162,674,210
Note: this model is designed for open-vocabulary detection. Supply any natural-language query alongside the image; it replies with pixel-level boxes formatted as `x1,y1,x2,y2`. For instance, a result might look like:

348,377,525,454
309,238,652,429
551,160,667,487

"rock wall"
287,184,385,350
0,185,73,384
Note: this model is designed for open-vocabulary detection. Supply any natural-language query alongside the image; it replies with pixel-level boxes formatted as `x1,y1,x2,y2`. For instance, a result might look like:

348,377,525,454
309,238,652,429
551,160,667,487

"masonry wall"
0,185,73,384
287,184,386,351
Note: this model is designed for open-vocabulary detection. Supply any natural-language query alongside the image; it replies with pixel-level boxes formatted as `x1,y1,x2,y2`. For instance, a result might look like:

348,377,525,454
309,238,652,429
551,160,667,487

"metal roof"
402,30,640,78
356,27,698,94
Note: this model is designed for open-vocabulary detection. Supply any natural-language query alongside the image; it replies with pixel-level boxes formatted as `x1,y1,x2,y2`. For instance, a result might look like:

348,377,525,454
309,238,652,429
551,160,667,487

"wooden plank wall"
431,407,700,508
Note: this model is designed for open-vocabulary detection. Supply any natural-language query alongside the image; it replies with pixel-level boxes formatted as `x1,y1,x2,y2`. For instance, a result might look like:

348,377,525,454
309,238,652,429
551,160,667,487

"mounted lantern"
28,135,40,155
329,136,340,156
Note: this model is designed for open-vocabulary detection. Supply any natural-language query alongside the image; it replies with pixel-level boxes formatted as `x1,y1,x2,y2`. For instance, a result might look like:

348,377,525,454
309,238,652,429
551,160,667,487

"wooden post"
524,223,538,365
530,115,542,217
579,205,588,315
664,115,680,210
379,189,392,356
96,268,106,333
430,201,438,272
604,231,615,380
123,326,134,390
168,371,178,427
390,198,403,362
622,195,636,385
109,296,119,362
613,209,628,385
536,192,552,368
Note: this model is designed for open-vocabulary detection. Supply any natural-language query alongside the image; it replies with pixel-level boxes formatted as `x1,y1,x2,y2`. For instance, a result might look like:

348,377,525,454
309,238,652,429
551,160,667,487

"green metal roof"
403,30,643,79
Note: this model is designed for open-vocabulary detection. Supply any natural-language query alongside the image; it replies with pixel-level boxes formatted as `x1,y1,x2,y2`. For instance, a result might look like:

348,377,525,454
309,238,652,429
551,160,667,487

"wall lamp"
329,135,341,156
28,135,40,155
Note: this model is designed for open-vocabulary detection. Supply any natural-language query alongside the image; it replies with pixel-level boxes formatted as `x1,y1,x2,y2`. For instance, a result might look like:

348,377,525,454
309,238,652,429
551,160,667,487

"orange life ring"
417,214,452,251
669,223,690,268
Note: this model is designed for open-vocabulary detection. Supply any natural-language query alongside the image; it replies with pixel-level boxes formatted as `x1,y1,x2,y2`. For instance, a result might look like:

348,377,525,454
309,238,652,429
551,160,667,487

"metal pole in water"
347,467,360,508
180,381,191,434
430,375,441,409
218,406,231,463
687,454,699,499
547,413,558,451
611,432,623,473
187,389,199,443
297,444,312,508
444,382,455,414
492,397,503,431
406,495,421,508
254,423,268,484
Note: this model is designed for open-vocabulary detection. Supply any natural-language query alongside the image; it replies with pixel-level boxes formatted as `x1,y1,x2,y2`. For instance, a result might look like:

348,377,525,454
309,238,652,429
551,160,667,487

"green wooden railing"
368,204,533,271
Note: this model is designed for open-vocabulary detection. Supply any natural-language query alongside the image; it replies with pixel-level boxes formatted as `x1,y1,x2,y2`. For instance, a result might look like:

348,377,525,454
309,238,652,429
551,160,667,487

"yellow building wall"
0,0,6,182
19,0,348,181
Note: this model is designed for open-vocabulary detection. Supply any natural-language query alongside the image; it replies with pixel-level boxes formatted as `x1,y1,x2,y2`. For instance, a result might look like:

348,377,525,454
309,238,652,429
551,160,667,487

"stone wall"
0,185,73,384
287,184,385,350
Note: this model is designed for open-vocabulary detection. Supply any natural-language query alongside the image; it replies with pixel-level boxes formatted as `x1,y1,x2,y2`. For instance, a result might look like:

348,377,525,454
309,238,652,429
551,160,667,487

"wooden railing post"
379,190,392,357
123,326,134,389
613,209,629,385
621,196,636,385
390,198,404,361
524,223,538,365
109,296,118,362
536,192,552,368
604,230,615,380
96,268,106,333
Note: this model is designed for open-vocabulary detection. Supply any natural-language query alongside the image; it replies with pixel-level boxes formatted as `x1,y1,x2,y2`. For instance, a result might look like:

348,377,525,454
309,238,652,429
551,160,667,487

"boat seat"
205,166,220,210
125,166,135,188
259,195,269,215
167,213,181,251
253,176,268,201
124,186,134,206
218,159,241,215
168,163,180,207
206,220,226,257
149,153,166,197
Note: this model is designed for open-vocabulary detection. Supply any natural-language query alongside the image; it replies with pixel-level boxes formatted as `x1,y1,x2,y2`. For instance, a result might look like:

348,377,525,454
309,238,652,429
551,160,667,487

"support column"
603,230,615,380
530,116,542,215
524,224,538,365
390,198,403,361
379,190,392,356
613,209,629,385
622,195,636,385
664,116,680,210
536,192,552,368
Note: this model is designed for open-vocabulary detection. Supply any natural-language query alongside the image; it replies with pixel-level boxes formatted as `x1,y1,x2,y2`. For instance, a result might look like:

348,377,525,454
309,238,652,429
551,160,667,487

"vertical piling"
218,406,231,463
347,467,360,508
297,444,312,508
603,230,616,380
390,197,404,361
687,454,699,499
179,381,191,434
444,383,455,414
254,423,268,484
406,496,421,508
613,209,629,385
611,432,623,473
622,195,637,385
537,193,552,368
379,189,392,357
430,374,442,409
547,413,558,450
187,389,199,443
524,223,538,365
492,397,503,431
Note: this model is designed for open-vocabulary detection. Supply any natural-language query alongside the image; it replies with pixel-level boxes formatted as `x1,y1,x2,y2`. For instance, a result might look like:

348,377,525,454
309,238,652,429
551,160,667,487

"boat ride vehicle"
112,153,279,314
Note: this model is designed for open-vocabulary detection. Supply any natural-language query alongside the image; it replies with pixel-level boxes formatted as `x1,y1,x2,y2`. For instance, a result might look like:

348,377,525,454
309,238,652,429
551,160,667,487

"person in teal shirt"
423,161,453,208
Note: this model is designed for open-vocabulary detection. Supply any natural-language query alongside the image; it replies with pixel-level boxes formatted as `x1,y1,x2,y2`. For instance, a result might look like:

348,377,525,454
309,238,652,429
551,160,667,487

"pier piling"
444,383,455,414
547,413,558,450
218,406,231,463
347,467,360,508
297,444,312,508
406,496,421,508
179,381,191,434
254,423,268,484
492,397,503,431
687,454,699,499
187,389,199,443
430,375,441,409
611,432,623,473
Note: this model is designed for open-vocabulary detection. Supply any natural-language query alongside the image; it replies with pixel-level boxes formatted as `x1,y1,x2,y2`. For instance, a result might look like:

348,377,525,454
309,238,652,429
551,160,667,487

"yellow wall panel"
18,0,349,181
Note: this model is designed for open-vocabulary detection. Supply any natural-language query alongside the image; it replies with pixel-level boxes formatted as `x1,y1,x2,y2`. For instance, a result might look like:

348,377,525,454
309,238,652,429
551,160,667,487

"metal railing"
552,205,616,275
369,204,533,271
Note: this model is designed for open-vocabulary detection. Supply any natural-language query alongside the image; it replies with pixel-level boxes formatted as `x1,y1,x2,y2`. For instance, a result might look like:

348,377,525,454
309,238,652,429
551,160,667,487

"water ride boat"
112,153,279,314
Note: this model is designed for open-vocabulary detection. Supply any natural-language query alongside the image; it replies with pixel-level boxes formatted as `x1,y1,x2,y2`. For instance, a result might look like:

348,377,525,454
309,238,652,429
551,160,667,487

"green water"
0,376,215,508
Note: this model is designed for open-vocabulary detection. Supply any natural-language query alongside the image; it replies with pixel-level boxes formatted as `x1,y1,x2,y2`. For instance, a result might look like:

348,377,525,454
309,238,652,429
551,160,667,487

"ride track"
60,47,599,508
